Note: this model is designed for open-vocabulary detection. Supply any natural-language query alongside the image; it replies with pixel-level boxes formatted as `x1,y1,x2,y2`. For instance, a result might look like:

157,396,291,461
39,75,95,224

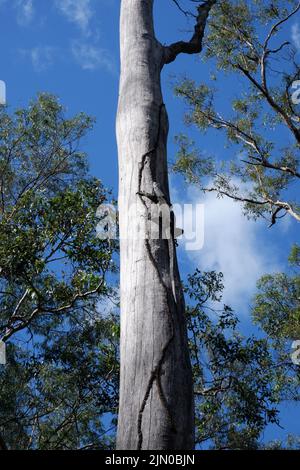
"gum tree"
173,0,300,227
116,0,216,450
0,94,118,450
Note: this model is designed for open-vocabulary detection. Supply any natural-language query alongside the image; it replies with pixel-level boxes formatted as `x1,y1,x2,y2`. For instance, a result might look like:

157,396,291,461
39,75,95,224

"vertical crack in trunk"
136,103,177,448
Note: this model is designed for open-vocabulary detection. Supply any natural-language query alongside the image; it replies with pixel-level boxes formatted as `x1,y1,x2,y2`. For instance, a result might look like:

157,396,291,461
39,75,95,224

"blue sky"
0,0,299,446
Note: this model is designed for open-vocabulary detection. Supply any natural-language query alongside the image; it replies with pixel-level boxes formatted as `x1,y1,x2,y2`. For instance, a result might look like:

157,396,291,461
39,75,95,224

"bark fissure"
136,103,177,450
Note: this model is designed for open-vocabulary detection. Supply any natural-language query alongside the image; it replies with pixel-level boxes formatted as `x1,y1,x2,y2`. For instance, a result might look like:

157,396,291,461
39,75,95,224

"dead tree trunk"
116,0,215,450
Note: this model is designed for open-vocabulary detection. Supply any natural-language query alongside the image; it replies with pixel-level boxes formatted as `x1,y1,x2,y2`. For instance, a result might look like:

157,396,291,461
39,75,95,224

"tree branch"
164,0,216,64
204,185,300,224
0,280,105,343
261,2,300,96
237,64,300,144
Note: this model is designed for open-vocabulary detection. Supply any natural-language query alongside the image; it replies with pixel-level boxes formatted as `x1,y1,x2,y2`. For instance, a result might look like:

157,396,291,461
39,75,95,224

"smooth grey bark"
116,0,215,450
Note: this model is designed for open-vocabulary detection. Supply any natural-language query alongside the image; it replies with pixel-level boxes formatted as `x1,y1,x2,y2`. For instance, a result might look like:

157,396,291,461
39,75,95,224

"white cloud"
292,23,300,50
0,0,34,25
15,0,35,26
71,40,115,73
173,185,280,313
0,80,6,105
18,42,115,74
55,0,93,35
20,46,56,72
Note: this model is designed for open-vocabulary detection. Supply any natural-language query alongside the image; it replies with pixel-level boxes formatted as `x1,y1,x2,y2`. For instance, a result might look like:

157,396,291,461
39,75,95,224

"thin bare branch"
164,0,216,64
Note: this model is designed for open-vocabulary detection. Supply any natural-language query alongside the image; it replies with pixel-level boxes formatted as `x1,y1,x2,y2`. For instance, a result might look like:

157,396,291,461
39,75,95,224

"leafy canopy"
0,94,119,449
173,0,300,226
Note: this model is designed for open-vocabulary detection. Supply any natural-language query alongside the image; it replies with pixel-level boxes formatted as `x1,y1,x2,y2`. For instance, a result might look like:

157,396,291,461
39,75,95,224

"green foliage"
252,247,300,414
204,0,296,70
174,5,300,441
254,245,300,340
289,244,300,267
0,316,119,450
0,93,92,210
0,95,118,449
265,435,300,449
173,134,215,184
173,0,300,225
185,270,283,449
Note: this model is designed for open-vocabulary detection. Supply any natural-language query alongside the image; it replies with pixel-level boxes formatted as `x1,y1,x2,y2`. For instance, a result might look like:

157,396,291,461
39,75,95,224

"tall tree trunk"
116,0,194,450
116,0,215,450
